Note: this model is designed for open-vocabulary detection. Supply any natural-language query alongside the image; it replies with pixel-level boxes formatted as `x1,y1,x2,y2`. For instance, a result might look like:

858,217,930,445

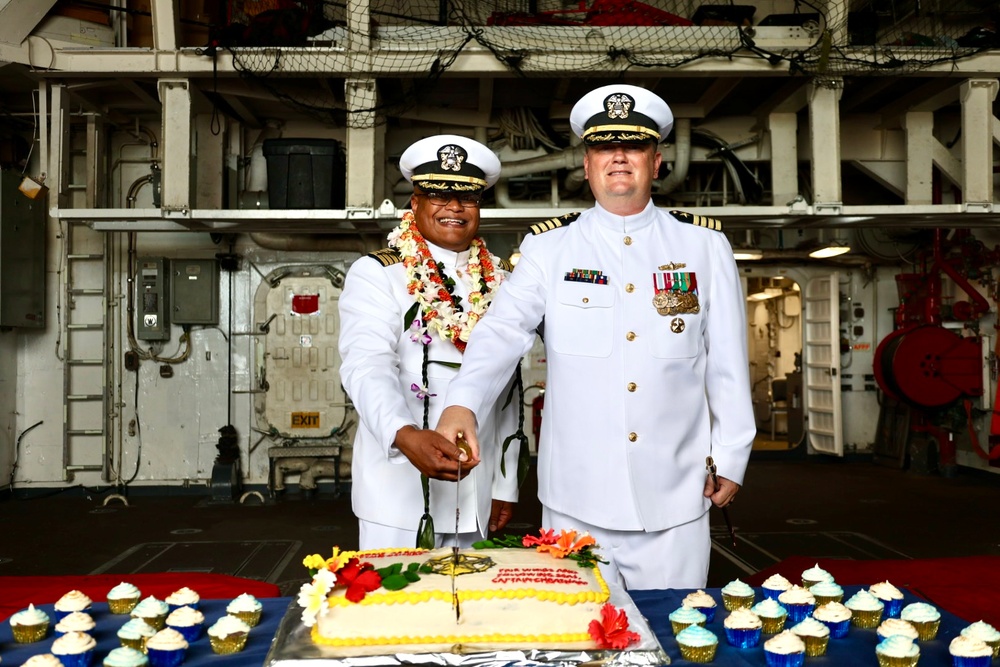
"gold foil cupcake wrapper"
801,635,829,657
850,609,883,629
229,610,261,628
209,633,248,655
12,623,49,643
108,598,140,615
722,593,755,611
813,594,843,606
136,615,166,631
678,643,717,664
909,619,940,641
119,637,148,653
760,616,787,634
876,653,920,667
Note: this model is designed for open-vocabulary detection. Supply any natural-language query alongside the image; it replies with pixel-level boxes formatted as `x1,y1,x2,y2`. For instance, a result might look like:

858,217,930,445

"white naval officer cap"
399,134,501,194
569,84,674,145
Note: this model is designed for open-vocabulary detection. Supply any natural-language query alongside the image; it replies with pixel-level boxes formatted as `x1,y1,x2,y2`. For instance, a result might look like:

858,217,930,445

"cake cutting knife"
706,456,737,548
452,433,470,623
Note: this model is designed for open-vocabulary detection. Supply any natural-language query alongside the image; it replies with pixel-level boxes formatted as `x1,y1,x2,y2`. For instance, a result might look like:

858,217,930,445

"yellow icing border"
311,624,593,647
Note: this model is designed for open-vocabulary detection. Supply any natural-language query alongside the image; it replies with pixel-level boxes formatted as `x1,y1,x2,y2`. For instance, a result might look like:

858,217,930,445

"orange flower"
522,528,557,547
535,529,595,558
588,603,640,649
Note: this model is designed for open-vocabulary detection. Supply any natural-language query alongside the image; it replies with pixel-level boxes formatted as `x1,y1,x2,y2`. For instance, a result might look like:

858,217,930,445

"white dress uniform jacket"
338,241,520,536
445,201,756,532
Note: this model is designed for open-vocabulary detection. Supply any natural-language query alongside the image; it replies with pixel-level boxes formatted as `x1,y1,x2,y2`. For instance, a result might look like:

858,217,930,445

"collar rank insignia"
670,209,723,232
438,144,466,172
652,271,699,316
605,93,634,120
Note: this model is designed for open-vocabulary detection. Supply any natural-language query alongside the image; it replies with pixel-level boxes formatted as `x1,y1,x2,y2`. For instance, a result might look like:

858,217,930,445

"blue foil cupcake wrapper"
762,587,784,601
882,598,904,618
950,656,992,667
725,626,762,649
167,623,203,643
54,609,90,622
784,603,815,624
765,650,806,667
817,618,850,639
55,651,94,667
167,603,199,613
146,648,186,667
698,606,716,623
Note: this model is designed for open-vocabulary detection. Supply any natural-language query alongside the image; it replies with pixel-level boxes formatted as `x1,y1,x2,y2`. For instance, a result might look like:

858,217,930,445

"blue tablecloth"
0,588,969,666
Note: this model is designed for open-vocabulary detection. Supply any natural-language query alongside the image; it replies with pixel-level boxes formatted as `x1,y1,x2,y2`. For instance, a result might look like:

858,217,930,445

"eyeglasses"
415,192,482,207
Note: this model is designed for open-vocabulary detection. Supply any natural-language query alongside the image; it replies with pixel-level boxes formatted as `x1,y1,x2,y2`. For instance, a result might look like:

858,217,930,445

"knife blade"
706,456,737,549
452,433,471,622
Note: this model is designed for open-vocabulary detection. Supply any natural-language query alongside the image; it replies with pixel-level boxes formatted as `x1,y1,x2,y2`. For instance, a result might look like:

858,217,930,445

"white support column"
960,78,998,210
903,111,934,205
158,79,192,213
49,82,70,209
345,78,382,208
768,112,798,206
194,114,225,209
151,0,177,51
347,0,371,51
808,78,843,212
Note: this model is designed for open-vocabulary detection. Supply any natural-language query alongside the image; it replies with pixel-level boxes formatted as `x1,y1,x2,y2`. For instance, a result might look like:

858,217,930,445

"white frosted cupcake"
721,579,756,611
207,615,251,655
878,618,919,642
813,601,852,638
54,611,96,636
145,628,189,667
876,634,920,667
808,580,844,605
724,608,762,648
102,647,149,667
165,606,205,643
763,629,806,667
130,597,169,631
960,621,1000,659
10,604,51,643
668,605,707,634
949,635,993,667
51,630,97,667
790,617,830,657
22,655,63,667
681,590,717,623
870,581,905,618
900,602,941,640
675,625,718,664
762,573,793,600
225,593,263,627
117,618,157,651
800,563,834,588
54,591,93,621
751,598,788,634
778,585,816,624
164,588,199,611
845,589,885,629
107,583,142,615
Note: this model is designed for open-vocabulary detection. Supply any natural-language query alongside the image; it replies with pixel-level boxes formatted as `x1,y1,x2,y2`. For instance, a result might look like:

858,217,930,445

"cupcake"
117,618,158,651
54,612,96,637
763,629,806,667
761,574,793,601
721,579,756,611
207,615,251,655
10,604,51,643
876,634,920,667
54,591,93,621
23,655,64,667
870,581,906,618
813,601,853,639
878,618,920,642
777,586,816,624
145,628,189,667
791,617,830,657
164,606,205,643
164,588,199,612
51,630,97,667
107,583,142,615
960,621,1000,659
668,605,707,634
675,625,718,664
808,580,844,605
130,597,169,631
724,608,763,648
845,589,885,629
103,648,149,667
900,602,941,641
751,598,788,634
681,590,717,623
949,635,993,667
800,563,834,588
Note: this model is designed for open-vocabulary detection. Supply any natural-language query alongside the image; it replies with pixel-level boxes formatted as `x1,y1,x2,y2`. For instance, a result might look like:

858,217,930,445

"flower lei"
387,211,503,354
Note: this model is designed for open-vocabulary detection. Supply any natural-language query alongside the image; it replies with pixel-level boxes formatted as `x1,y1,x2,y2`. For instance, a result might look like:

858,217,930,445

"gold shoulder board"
670,209,723,232
529,211,581,235
498,258,515,272
367,248,403,267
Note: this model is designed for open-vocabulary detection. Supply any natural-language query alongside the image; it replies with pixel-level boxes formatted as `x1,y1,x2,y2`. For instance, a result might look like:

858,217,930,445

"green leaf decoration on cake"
380,573,411,591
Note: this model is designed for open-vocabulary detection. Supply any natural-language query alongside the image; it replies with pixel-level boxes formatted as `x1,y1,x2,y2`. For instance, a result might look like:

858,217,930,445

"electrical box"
0,171,46,328
137,257,170,340
170,258,219,325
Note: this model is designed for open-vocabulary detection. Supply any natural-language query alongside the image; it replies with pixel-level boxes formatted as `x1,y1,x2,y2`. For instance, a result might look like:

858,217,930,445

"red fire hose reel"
873,325,982,408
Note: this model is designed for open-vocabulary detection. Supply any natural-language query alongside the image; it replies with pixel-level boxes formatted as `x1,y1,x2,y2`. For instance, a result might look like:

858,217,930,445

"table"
0,587,969,666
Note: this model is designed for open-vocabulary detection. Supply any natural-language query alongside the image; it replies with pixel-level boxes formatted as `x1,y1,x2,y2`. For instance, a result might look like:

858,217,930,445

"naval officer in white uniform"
338,135,520,550
436,86,756,589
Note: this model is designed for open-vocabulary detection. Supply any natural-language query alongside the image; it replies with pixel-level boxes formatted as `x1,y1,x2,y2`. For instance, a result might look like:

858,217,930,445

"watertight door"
804,272,844,456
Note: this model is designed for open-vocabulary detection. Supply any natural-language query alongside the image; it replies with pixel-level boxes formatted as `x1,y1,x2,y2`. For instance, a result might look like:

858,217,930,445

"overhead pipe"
249,233,383,253
657,118,691,195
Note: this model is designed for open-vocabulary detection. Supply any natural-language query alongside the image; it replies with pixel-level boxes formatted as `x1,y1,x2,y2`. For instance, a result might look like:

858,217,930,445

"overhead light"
733,248,764,261
808,240,851,259
747,287,783,301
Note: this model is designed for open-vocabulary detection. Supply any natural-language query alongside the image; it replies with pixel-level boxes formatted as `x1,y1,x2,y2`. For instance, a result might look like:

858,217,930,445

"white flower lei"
388,211,504,352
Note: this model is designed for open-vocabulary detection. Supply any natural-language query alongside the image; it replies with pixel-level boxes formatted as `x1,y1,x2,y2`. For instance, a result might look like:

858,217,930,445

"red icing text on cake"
491,567,588,586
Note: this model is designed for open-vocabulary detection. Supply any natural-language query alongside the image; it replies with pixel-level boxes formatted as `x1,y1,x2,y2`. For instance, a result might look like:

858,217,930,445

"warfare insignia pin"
605,93,634,120
438,144,466,172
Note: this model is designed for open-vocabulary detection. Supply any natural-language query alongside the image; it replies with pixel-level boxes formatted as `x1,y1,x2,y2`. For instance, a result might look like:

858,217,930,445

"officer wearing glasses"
338,135,520,550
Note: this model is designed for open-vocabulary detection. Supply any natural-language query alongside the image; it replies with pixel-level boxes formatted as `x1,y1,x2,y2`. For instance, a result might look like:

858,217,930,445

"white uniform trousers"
359,519,482,551
543,506,710,590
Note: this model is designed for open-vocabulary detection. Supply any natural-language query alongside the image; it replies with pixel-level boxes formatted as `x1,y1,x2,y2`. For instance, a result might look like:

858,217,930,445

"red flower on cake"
535,530,596,558
588,603,641,650
522,528,557,547
336,558,383,603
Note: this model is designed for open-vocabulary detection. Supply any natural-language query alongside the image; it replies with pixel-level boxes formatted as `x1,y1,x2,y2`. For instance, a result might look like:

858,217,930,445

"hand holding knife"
706,456,737,549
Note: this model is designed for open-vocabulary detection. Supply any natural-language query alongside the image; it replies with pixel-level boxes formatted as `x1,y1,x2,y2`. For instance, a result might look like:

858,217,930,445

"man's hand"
435,406,480,462
489,499,515,534
703,474,740,508
394,426,477,481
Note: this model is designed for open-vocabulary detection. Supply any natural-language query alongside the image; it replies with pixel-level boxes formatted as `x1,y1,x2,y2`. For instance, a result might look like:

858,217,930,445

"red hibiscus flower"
336,558,383,603
536,530,596,558
522,528,558,547
588,603,641,650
